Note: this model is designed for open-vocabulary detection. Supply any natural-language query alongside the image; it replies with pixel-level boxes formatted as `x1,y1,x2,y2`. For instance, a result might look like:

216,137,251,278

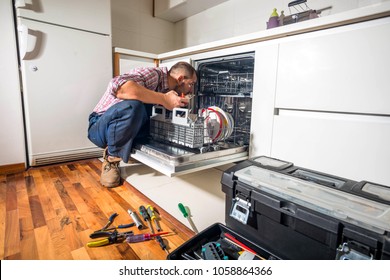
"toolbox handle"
280,201,297,215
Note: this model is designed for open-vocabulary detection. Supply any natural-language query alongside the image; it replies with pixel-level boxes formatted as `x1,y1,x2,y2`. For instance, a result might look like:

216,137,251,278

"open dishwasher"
130,52,255,176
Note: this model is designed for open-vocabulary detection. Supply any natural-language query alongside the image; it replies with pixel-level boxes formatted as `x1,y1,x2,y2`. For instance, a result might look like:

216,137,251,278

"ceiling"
154,0,230,23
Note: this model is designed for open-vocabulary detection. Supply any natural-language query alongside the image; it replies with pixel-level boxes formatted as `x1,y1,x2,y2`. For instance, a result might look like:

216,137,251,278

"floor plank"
1,158,194,260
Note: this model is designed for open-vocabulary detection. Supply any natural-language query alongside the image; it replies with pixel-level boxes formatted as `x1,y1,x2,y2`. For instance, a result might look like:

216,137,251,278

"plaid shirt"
93,67,169,114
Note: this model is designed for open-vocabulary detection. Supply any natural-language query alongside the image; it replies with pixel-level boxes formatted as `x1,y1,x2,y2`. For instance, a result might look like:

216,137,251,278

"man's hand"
116,81,189,111
162,90,189,111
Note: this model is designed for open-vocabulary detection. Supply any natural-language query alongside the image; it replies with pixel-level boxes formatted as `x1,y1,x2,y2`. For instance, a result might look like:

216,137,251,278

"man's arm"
116,81,186,111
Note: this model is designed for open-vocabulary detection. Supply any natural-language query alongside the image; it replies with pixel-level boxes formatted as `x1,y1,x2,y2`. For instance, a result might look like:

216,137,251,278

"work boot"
100,148,122,188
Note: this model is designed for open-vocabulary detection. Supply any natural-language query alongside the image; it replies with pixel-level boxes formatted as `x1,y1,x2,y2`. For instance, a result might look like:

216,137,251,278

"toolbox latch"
230,197,251,224
336,242,373,260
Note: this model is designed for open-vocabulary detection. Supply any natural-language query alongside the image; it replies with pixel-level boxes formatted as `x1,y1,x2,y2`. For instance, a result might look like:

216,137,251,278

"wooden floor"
0,158,194,260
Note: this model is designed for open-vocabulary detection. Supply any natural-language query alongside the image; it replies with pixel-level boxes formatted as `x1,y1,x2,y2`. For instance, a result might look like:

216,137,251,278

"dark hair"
169,61,197,78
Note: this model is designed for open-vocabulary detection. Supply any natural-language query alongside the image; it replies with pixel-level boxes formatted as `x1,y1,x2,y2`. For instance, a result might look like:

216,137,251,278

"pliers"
87,230,134,247
97,213,134,232
87,213,135,247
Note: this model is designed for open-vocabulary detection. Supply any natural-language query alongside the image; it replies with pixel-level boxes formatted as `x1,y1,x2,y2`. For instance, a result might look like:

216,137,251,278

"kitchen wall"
111,0,175,53
0,0,26,168
111,0,390,52
174,0,390,48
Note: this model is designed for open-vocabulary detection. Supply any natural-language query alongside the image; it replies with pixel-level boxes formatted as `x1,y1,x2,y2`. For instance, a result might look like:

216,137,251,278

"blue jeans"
88,100,151,163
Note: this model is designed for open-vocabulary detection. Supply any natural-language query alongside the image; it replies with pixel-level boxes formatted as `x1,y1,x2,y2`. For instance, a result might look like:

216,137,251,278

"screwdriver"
139,205,154,233
178,203,199,234
125,232,169,243
156,235,169,255
147,205,162,232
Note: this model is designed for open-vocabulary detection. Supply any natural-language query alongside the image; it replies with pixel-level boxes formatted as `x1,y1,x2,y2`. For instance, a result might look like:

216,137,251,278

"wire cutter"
96,213,134,232
87,230,134,247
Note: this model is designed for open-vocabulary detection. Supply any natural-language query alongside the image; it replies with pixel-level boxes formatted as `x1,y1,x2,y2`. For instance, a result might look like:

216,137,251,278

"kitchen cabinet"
114,49,158,76
0,0,26,172
267,16,390,185
271,110,390,186
154,0,229,23
275,17,390,115
4,0,113,167
249,42,279,158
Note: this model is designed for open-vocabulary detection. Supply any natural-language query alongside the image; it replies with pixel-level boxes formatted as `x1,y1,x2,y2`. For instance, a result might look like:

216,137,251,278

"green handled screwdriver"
178,203,199,234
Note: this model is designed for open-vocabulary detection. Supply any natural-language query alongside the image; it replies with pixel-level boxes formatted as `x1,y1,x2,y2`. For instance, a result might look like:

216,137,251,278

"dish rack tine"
288,0,309,13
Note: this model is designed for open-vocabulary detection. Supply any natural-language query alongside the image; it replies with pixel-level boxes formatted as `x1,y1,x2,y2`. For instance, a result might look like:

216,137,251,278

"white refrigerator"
14,0,112,166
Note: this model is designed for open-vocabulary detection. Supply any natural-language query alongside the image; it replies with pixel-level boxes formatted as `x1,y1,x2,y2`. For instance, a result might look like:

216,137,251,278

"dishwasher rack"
150,107,204,149
149,106,246,152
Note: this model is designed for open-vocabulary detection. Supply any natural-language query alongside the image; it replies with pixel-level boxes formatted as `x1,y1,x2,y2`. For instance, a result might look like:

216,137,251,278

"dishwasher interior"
131,52,255,176
196,52,254,146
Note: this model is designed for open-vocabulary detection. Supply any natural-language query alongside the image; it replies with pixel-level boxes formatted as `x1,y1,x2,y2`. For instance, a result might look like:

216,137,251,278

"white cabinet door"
0,0,26,166
271,110,390,186
19,18,112,165
15,0,111,34
275,17,390,115
249,43,279,158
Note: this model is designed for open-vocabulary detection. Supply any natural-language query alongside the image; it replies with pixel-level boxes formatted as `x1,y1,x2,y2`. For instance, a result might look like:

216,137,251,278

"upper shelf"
154,0,229,23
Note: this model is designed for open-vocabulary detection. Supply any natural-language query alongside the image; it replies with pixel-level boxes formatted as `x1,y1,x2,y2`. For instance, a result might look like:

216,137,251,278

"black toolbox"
168,156,390,260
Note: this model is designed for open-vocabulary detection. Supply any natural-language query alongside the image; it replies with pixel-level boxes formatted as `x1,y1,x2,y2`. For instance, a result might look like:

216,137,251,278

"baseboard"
30,147,103,166
0,163,26,175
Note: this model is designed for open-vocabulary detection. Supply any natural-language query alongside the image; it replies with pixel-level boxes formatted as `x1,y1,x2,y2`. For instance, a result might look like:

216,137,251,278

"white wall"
0,0,26,166
174,0,390,48
111,0,176,53
110,0,390,52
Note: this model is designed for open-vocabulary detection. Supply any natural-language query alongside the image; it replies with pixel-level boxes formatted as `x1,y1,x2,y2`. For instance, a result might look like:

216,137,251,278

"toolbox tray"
167,223,277,260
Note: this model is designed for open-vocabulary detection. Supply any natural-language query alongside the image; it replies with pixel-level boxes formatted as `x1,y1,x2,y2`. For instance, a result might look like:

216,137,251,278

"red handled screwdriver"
125,232,169,243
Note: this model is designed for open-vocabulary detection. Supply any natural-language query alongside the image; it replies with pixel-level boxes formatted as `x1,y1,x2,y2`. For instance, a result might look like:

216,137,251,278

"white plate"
201,108,223,142
209,106,233,140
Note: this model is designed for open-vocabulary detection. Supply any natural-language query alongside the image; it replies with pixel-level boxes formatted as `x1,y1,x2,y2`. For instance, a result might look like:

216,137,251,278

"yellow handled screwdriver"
139,205,154,234
147,205,162,232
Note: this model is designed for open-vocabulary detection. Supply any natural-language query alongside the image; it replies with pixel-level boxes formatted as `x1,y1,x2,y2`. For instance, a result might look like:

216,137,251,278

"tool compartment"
168,156,390,260
167,223,277,260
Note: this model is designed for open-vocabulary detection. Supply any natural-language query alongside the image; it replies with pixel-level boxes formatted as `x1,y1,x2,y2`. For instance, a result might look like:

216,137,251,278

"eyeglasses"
183,76,197,88
188,81,196,87
185,93,195,100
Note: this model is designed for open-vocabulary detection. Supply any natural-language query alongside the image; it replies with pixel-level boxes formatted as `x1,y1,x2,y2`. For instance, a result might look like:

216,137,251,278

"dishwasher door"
131,139,248,176
131,52,254,177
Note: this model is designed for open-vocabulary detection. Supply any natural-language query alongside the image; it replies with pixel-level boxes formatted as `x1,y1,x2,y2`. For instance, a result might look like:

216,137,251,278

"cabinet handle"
17,24,28,60
15,0,26,8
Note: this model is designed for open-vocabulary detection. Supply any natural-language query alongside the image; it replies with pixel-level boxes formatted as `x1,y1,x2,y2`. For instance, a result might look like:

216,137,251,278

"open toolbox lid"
234,157,390,233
